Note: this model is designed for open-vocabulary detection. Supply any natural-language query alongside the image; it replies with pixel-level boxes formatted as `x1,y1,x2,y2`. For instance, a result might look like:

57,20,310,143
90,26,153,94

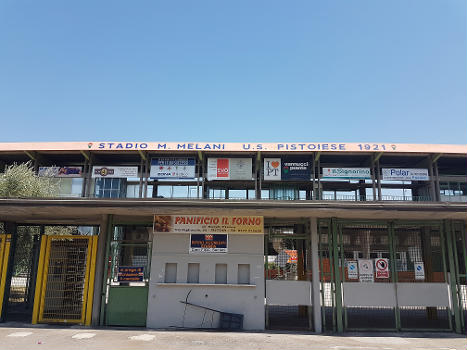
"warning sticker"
375,258,389,279
358,259,374,283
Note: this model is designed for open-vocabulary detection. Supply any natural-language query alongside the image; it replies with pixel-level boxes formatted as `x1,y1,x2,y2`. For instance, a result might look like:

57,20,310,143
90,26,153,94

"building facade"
0,141,465,333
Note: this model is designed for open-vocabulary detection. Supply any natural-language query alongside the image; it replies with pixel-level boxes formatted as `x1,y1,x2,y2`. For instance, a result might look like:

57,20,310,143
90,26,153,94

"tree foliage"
0,162,59,198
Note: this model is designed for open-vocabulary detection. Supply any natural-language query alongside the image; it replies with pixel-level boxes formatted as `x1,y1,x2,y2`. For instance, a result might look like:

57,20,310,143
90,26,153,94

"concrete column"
91,214,110,326
375,160,382,200
310,217,322,333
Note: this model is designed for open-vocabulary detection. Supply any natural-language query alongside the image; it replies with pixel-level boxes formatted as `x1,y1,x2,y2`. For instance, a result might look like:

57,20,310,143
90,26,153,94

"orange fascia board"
0,142,465,154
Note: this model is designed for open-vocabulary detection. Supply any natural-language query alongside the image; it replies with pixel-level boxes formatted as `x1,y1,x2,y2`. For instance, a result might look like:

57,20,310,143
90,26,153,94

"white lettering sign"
382,168,429,181
322,167,371,179
92,166,138,178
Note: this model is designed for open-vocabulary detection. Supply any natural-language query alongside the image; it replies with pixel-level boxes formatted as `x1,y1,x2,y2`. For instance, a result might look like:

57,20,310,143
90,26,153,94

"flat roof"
0,142,466,154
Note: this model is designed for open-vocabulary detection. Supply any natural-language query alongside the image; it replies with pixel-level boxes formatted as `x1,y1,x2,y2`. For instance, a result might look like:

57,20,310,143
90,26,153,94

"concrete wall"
146,233,265,330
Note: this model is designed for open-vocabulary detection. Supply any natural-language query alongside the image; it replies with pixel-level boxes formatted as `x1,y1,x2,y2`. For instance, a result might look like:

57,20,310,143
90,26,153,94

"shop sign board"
358,259,374,282
414,262,425,280
190,234,227,253
207,158,252,180
154,215,264,234
92,166,138,178
117,266,144,282
322,167,371,179
347,261,358,279
38,166,83,178
375,258,390,279
264,157,311,181
382,168,429,181
150,157,196,179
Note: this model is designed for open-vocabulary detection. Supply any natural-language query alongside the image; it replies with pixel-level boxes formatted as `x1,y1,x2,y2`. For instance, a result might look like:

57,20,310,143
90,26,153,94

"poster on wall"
264,158,281,180
153,215,264,234
207,158,252,180
38,166,83,178
150,158,196,179
263,157,311,181
322,168,371,180
92,166,138,178
190,234,228,253
414,262,425,280
382,168,429,181
117,266,144,282
375,258,390,279
358,259,374,282
347,261,358,279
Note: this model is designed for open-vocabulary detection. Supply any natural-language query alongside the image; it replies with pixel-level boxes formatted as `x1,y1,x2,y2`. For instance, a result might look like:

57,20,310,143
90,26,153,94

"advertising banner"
282,158,312,180
189,234,228,253
375,258,390,279
264,157,311,181
92,166,138,178
154,215,264,234
382,168,429,181
414,262,425,280
347,261,358,279
38,166,83,178
207,158,252,180
150,157,196,179
322,167,371,179
358,259,374,282
117,266,144,282
264,158,281,180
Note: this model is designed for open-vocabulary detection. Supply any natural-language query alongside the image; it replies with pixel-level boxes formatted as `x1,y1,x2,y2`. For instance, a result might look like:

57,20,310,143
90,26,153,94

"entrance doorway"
4,226,41,322
265,224,312,330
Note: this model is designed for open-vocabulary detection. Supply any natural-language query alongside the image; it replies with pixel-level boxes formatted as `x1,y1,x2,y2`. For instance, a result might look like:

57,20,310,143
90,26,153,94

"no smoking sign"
375,258,389,279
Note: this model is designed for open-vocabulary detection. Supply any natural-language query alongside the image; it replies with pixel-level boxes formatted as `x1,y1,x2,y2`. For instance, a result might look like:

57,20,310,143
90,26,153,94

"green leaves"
0,162,59,198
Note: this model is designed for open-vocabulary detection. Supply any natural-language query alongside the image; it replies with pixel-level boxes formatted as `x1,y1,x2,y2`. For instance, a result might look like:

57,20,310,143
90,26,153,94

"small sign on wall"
190,234,228,253
375,258,390,279
117,266,144,282
414,262,425,280
358,259,374,283
347,261,358,279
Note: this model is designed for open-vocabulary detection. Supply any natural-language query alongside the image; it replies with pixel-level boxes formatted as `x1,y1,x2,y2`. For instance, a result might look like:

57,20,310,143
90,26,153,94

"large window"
94,178,126,198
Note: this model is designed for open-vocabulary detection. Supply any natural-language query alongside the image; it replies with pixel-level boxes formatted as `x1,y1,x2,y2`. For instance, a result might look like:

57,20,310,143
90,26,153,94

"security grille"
40,238,89,321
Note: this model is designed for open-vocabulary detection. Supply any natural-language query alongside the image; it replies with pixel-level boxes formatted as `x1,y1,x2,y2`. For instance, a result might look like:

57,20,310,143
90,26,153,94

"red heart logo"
271,161,279,168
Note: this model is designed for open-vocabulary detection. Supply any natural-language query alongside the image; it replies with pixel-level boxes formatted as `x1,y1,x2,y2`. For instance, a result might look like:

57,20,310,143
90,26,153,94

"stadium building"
0,141,465,333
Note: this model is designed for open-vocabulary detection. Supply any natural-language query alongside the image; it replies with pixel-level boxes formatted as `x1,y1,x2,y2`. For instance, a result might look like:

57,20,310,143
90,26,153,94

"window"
237,264,250,284
164,263,177,283
187,263,200,283
215,264,227,284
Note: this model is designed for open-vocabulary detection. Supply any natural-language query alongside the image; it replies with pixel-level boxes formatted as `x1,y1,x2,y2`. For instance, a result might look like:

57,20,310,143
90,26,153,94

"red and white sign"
375,258,390,279
207,158,252,180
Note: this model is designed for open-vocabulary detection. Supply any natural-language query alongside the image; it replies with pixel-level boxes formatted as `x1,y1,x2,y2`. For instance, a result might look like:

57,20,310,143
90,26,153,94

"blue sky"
0,1,465,144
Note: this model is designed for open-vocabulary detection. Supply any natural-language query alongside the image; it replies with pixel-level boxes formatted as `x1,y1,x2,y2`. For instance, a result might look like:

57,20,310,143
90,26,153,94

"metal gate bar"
32,235,97,325
0,235,11,317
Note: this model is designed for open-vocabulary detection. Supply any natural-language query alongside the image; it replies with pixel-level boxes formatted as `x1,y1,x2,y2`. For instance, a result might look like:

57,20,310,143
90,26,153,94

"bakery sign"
154,215,264,234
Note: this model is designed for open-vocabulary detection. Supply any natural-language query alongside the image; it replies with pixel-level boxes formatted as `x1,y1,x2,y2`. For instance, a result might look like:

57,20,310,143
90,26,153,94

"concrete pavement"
0,324,464,350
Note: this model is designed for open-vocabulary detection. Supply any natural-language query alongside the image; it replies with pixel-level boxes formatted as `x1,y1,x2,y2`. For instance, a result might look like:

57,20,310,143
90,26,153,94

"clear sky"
0,1,465,144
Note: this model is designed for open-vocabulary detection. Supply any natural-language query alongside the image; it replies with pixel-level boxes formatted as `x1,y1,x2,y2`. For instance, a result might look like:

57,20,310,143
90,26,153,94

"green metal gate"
103,225,152,327
318,219,456,332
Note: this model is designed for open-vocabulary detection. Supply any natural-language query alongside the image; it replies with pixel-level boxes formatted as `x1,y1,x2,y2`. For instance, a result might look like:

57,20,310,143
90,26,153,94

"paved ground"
0,324,464,350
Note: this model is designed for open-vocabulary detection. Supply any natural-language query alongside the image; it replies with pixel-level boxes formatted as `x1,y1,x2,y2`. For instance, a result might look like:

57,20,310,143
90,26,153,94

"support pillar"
91,214,110,326
310,218,322,333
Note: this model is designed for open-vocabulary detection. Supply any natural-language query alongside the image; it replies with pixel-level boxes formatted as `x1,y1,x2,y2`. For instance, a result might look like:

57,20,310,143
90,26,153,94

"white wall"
146,233,265,330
